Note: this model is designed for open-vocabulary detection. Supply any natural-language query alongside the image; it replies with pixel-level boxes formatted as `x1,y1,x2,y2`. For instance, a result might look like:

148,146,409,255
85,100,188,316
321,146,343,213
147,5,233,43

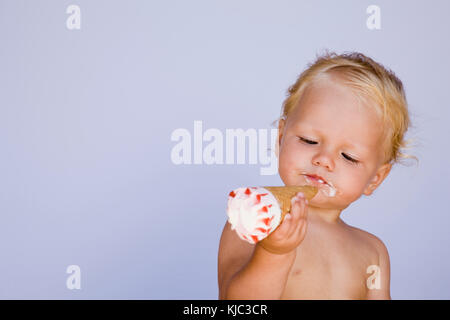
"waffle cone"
263,185,318,220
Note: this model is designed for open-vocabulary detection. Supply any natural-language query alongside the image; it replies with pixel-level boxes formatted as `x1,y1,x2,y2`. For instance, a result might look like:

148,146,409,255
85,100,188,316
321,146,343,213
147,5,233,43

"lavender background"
0,0,449,299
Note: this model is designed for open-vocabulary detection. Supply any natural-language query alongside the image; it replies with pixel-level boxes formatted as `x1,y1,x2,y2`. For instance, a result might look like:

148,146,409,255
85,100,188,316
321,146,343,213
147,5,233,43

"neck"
307,204,344,225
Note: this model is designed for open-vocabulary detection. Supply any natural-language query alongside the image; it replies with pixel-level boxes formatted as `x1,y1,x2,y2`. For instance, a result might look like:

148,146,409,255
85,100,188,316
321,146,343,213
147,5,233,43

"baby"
217,51,417,299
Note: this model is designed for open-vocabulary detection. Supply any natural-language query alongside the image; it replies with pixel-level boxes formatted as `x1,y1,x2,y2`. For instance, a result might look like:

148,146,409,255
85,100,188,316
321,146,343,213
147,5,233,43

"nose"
312,151,334,171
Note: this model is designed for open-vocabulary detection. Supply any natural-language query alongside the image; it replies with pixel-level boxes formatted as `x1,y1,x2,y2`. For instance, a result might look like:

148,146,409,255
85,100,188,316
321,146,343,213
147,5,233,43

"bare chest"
281,232,375,299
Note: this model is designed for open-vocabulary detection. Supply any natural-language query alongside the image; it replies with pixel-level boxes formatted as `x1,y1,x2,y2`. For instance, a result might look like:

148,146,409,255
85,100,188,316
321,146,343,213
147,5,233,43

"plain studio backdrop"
0,0,449,299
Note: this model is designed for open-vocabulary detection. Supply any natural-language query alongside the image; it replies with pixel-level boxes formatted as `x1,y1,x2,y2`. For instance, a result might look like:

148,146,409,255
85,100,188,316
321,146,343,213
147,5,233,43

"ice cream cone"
263,185,318,221
226,185,318,244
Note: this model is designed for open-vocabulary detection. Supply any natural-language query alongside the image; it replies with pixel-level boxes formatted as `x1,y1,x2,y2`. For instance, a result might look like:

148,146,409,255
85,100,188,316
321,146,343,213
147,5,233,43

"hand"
258,192,309,255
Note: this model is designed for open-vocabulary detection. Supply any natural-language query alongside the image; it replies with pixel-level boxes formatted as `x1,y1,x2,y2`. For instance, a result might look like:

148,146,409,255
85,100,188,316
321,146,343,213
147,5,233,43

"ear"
275,118,286,159
363,162,392,196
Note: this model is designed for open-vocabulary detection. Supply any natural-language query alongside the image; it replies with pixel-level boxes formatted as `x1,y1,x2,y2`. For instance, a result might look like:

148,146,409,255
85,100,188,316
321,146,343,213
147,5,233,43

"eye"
342,153,359,164
298,137,317,145
298,136,360,165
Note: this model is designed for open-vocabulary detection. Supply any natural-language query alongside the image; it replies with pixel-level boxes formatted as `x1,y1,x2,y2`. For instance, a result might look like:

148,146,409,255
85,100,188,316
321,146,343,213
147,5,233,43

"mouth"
301,172,337,197
304,174,329,186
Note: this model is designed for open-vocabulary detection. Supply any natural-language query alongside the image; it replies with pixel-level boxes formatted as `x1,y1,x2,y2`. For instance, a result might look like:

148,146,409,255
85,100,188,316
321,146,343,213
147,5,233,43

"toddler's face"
277,77,392,210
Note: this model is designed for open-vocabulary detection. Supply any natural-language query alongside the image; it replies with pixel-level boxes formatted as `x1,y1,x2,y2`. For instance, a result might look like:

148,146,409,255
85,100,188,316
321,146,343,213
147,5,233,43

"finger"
287,196,302,234
291,192,306,220
295,192,308,220
300,197,308,220
290,195,307,228
288,205,305,238
291,216,308,240
289,195,308,237
276,212,292,235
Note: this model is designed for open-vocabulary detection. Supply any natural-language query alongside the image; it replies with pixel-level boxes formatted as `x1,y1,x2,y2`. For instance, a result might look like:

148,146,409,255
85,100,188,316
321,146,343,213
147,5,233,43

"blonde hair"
273,50,419,166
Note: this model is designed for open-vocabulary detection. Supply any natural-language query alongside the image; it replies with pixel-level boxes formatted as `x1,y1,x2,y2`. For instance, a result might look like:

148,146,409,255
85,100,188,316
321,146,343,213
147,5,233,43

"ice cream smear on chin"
226,187,282,244
302,174,337,197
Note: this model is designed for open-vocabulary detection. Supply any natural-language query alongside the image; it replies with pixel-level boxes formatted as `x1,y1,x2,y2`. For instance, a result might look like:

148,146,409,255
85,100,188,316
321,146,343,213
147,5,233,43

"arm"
366,238,391,300
218,192,308,299
217,221,296,300
217,220,254,300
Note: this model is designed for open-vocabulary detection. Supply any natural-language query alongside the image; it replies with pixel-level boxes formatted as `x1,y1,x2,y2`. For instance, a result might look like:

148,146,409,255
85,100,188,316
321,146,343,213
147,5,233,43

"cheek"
279,140,310,165
278,142,306,179
337,171,369,198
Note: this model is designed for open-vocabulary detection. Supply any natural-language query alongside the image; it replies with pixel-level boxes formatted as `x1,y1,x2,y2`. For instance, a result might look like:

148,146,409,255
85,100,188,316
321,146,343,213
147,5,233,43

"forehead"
287,79,385,155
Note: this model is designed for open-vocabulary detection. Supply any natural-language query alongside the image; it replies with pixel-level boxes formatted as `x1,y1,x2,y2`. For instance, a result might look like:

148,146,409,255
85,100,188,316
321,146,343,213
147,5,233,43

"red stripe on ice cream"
226,187,282,244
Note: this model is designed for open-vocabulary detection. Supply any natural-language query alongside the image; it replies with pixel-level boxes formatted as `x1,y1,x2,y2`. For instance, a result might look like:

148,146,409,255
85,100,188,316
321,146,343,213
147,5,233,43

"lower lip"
305,175,327,186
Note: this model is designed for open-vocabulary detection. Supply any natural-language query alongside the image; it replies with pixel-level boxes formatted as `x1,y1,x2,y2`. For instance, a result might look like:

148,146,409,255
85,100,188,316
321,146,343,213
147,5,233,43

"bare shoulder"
217,221,255,299
344,224,391,299
345,223,390,263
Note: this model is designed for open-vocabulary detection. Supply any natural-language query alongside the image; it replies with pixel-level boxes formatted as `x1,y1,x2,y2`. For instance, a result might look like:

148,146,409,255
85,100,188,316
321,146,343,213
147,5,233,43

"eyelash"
298,137,359,164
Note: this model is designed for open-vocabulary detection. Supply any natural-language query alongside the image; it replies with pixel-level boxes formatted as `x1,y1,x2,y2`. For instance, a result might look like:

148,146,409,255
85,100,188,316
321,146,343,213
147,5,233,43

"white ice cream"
226,187,282,244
